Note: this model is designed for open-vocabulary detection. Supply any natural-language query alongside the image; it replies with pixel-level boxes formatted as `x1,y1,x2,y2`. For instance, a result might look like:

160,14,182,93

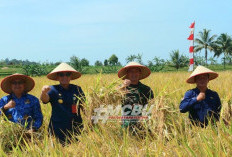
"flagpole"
193,21,195,69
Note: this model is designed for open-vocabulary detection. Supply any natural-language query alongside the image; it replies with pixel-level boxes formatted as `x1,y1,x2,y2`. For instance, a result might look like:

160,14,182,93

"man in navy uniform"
180,66,221,127
40,63,85,144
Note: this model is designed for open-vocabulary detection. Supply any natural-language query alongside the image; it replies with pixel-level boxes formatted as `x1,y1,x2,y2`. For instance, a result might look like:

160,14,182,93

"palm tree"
214,33,232,69
125,53,143,64
195,29,217,65
126,55,137,63
169,50,188,70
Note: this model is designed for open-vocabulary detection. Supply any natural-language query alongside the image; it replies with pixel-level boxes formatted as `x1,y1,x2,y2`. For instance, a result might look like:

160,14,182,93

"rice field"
0,71,232,156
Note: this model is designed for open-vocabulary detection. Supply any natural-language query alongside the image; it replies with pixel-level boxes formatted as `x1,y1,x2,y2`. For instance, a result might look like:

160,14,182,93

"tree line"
0,29,231,76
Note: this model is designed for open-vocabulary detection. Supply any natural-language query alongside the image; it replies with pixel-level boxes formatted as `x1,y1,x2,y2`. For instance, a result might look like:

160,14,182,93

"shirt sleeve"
143,86,154,100
47,86,55,104
214,92,222,121
149,89,154,100
31,97,43,130
77,86,86,104
179,90,198,113
0,97,7,115
77,86,86,113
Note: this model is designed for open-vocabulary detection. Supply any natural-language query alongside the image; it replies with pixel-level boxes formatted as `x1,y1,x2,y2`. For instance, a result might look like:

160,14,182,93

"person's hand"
197,92,205,101
116,79,131,94
122,79,131,88
4,100,16,110
41,85,51,94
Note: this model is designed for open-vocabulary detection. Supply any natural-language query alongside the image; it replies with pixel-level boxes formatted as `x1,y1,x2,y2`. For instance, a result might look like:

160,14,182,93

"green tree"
168,50,188,70
194,55,205,66
224,55,232,65
148,57,166,72
104,59,108,66
126,55,137,63
70,56,81,69
125,53,143,64
195,29,217,65
95,60,103,66
22,64,48,76
136,53,143,64
70,56,88,73
213,33,232,69
208,57,217,65
108,54,118,66
80,58,89,66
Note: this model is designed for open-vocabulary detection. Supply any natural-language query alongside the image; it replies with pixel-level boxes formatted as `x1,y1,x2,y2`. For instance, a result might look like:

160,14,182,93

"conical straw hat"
118,62,151,80
1,73,35,94
186,65,218,84
47,62,81,80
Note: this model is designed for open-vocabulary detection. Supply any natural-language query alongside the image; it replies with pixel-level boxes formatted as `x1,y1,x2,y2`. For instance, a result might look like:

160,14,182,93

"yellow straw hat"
47,62,81,81
118,62,151,80
1,73,35,94
186,65,218,84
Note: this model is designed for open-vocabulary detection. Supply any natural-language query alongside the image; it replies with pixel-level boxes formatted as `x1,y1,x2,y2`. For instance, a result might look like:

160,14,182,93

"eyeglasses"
11,81,25,85
58,72,72,77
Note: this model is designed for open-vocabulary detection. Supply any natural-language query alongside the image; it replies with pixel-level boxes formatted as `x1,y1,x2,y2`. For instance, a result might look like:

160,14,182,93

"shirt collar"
10,93,27,99
58,84,71,91
194,87,209,93
129,81,142,88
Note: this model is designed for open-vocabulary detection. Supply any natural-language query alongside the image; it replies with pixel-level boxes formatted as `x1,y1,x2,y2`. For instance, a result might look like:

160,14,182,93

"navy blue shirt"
180,88,221,127
0,93,43,130
46,84,85,143
47,84,85,123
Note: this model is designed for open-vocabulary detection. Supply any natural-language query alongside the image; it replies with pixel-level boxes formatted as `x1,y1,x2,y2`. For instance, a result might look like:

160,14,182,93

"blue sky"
0,0,231,65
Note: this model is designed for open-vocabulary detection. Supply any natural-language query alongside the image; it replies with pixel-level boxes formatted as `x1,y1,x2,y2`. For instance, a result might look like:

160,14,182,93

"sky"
0,0,231,65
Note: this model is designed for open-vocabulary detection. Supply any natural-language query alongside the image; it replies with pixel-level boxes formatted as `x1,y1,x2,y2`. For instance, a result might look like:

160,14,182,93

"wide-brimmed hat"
118,62,151,80
47,62,81,80
186,65,218,84
1,73,35,94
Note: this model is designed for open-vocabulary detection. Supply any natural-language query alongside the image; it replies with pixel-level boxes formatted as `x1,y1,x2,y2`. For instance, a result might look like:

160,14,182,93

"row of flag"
187,22,195,71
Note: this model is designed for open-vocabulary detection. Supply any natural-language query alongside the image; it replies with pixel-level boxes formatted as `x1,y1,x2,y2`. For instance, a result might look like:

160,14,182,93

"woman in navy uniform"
0,73,43,132
180,66,221,127
40,63,85,144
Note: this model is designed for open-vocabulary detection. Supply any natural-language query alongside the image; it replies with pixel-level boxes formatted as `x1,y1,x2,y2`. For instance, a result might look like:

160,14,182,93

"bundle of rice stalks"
0,116,45,154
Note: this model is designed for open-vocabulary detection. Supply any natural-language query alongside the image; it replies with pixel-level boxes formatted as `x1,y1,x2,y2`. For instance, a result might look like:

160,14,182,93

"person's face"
11,79,25,95
195,74,209,88
57,72,71,85
127,68,141,83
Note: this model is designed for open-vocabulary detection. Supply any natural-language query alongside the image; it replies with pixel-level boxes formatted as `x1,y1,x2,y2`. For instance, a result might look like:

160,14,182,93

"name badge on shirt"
72,104,77,114
210,97,214,99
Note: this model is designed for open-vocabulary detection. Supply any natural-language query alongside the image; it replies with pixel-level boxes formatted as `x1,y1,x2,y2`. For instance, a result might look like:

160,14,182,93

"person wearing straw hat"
179,66,221,127
40,62,85,144
0,74,43,132
118,62,154,132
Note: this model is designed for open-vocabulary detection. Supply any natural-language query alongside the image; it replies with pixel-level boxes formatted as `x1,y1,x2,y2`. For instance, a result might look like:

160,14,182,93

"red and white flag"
187,22,195,71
